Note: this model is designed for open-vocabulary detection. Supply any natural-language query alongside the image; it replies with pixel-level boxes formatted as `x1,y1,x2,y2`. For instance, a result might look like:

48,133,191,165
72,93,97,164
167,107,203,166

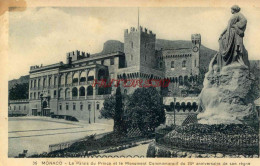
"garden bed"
30,133,153,158
155,124,259,156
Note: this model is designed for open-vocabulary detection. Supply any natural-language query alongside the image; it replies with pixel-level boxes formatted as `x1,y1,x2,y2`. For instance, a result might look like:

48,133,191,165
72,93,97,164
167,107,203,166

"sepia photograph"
1,0,260,165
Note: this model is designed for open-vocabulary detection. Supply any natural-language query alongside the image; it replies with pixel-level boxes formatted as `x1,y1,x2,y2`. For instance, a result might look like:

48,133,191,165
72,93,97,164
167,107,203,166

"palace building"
9,26,215,123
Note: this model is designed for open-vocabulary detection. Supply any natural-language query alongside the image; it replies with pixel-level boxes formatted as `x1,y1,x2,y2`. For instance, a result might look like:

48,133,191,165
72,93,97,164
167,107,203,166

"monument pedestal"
198,63,259,126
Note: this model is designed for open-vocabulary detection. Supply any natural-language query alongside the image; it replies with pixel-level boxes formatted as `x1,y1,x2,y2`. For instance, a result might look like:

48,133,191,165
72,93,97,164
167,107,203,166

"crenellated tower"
191,34,201,75
124,26,156,69
66,50,90,65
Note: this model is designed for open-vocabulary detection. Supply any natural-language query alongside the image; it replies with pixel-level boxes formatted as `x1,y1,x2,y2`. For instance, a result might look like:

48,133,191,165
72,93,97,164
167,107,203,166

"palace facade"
9,26,214,123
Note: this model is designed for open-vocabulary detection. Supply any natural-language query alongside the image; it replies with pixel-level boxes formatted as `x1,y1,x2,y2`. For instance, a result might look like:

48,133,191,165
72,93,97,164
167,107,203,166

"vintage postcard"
1,0,260,166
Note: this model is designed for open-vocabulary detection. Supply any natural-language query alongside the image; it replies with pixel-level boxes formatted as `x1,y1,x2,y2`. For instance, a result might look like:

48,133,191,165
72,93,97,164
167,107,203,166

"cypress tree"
114,86,125,135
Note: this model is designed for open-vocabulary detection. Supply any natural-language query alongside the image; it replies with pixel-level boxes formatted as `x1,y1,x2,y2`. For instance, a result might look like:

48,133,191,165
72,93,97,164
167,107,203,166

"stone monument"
197,5,259,126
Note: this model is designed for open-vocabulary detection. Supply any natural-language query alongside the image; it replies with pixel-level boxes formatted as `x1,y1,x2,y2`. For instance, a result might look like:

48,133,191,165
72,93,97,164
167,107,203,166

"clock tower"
191,34,201,75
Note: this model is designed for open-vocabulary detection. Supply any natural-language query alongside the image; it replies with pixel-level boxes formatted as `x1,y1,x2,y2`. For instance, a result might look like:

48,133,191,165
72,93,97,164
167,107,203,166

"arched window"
184,76,189,86
192,102,198,112
194,59,197,67
182,60,186,68
110,58,114,65
54,76,57,86
171,61,174,68
59,103,62,110
73,103,76,110
124,89,127,94
43,78,46,87
98,69,106,81
181,102,186,112
88,70,95,81
79,87,85,96
179,76,183,85
96,103,100,110
58,88,64,99
34,92,36,99
60,74,65,85
48,77,52,86
38,78,41,87
80,102,83,111
159,62,163,69
53,90,57,98
66,73,72,85
175,102,180,112
80,72,87,82
66,103,69,110
34,80,36,88
65,88,70,99
72,87,78,97
187,102,192,111
72,72,79,84
87,86,93,96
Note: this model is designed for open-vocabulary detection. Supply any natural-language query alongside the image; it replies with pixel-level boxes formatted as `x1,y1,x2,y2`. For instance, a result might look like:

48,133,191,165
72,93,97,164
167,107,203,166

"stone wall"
163,51,193,78
28,97,110,123
56,99,106,123
9,100,29,116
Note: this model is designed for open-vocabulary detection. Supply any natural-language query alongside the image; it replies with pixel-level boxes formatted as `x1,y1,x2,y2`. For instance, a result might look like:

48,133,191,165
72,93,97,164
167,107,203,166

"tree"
99,87,126,135
99,95,116,119
126,87,165,135
9,83,29,100
114,87,126,135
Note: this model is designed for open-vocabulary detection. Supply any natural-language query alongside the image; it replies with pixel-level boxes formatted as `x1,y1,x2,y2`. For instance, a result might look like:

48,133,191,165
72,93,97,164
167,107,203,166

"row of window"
30,68,109,89
30,76,94,89
30,91,54,99
169,60,197,69
59,103,100,111
129,41,153,49
10,105,26,111
171,60,187,69
30,77,58,89
30,86,96,100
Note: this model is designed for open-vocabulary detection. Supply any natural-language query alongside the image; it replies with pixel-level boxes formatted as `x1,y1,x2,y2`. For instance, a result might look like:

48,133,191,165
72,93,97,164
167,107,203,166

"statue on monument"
211,5,250,71
197,5,259,125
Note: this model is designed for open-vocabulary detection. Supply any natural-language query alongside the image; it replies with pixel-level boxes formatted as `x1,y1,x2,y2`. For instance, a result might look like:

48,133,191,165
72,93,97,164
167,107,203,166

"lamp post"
88,104,91,124
40,93,43,116
94,101,96,123
89,109,91,124
174,97,176,126
170,98,176,126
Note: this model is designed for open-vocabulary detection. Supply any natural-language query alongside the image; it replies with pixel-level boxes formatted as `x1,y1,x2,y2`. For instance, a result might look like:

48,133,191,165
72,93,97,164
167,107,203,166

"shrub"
157,124,259,155
146,143,156,158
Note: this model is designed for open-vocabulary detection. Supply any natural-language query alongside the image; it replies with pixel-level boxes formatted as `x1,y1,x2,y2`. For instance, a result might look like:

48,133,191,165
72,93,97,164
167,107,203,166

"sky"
9,7,260,80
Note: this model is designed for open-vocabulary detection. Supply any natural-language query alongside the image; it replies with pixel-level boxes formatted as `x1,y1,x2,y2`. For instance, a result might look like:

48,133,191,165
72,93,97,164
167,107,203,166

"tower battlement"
191,34,201,45
66,50,90,64
124,26,156,37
